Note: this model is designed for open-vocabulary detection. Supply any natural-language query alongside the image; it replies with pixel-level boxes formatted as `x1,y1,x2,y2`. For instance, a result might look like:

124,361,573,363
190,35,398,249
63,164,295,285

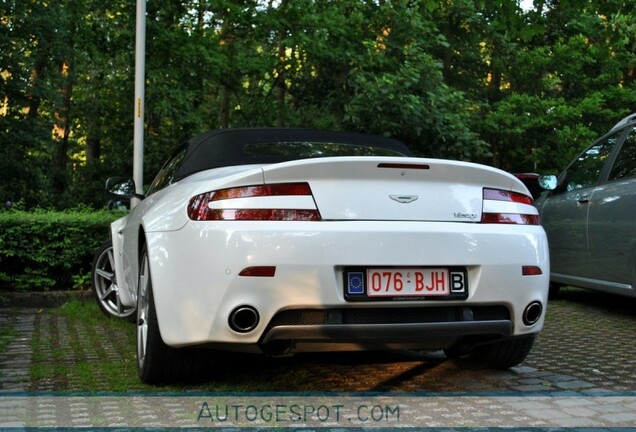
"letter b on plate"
450,271,466,293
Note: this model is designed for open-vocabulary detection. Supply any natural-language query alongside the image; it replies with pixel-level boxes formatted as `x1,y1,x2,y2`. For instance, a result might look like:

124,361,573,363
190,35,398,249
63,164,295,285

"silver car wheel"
136,250,150,370
92,240,136,319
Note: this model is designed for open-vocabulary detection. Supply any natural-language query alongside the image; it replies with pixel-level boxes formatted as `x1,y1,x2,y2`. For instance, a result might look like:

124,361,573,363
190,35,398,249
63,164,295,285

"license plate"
344,266,468,301
367,268,450,297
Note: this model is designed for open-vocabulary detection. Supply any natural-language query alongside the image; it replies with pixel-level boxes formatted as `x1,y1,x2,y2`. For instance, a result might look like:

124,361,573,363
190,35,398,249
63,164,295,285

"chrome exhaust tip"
523,301,543,326
229,306,260,333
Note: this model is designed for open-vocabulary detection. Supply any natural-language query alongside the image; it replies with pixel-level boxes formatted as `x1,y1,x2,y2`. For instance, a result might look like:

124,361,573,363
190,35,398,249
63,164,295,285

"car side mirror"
105,177,145,200
538,175,558,191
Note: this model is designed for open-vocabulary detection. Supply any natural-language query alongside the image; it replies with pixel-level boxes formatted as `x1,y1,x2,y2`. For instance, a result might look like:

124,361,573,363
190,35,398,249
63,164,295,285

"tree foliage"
1,0,635,209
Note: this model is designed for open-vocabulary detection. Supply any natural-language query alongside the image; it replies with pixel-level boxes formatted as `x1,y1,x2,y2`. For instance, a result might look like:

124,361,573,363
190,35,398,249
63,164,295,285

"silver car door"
587,126,636,290
541,185,596,278
541,131,621,280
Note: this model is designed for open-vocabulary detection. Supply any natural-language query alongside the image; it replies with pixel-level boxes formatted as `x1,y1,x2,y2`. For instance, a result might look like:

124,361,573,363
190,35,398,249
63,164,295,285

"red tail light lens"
198,209,321,221
481,213,540,225
481,188,539,225
187,183,321,221
483,188,533,205
209,183,313,201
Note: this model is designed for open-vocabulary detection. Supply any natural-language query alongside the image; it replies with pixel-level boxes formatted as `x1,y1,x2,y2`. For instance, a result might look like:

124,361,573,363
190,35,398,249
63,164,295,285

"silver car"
535,113,636,298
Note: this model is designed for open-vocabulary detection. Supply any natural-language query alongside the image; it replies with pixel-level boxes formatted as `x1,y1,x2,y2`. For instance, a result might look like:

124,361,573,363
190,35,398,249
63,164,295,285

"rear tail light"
483,188,533,205
481,213,540,224
187,182,321,221
481,188,539,225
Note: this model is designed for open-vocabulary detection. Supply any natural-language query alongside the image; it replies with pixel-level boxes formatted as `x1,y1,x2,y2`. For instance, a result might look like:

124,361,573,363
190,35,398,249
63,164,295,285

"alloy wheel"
136,251,150,370
92,241,136,319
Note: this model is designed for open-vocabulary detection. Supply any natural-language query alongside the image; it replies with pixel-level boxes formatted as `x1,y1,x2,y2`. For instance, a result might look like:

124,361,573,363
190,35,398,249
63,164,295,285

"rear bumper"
145,220,549,349
261,321,512,351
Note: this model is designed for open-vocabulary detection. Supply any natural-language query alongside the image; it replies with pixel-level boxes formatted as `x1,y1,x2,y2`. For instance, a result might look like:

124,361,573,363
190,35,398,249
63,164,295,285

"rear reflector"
522,266,543,276
187,183,321,221
239,266,276,277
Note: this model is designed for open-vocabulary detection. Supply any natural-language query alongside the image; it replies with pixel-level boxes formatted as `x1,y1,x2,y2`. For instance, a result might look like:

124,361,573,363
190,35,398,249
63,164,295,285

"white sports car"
104,128,549,383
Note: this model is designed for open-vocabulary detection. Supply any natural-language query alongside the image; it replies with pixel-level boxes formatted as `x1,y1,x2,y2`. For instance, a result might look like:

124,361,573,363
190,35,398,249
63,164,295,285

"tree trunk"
52,60,73,173
26,55,47,120
85,70,101,165
220,86,230,128
275,44,287,127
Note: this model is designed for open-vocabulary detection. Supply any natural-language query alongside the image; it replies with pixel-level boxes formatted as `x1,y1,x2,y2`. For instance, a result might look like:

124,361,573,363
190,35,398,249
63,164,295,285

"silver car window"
609,127,636,181
563,131,620,191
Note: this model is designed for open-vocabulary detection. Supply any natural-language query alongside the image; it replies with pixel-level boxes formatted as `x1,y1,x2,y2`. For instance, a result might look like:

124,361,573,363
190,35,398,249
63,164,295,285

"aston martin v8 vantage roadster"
105,128,549,383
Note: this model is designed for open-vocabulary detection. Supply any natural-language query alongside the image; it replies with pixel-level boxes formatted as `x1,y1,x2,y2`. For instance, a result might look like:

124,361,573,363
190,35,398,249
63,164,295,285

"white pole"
132,0,146,206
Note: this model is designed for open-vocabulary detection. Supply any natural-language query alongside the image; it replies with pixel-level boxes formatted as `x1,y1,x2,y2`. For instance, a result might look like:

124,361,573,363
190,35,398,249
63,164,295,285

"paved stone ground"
525,288,636,392
0,309,34,392
1,288,636,393
1,287,636,428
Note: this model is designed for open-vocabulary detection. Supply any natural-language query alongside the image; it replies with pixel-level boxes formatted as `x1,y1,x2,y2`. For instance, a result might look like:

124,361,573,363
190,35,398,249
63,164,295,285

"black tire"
445,335,535,370
548,283,562,300
136,245,208,384
91,239,136,321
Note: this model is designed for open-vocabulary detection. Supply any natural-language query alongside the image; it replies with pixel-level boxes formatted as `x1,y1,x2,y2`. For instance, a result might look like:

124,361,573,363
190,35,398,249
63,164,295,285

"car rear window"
244,141,407,158
173,129,413,181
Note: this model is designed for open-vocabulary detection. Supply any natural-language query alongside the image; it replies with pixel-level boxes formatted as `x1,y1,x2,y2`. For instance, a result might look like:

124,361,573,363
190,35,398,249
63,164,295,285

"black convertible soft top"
173,128,413,181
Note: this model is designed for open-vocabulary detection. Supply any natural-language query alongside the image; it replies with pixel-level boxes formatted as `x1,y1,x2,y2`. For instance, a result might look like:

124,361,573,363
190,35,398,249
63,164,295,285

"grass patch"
27,299,311,392
31,361,145,392
30,299,152,392
0,326,16,355
58,299,116,324
26,299,270,392
0,313,18,380
0,323,17,385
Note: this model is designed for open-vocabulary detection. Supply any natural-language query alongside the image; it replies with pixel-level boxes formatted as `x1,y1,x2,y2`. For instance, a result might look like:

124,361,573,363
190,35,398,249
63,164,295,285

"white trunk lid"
261,157,525,222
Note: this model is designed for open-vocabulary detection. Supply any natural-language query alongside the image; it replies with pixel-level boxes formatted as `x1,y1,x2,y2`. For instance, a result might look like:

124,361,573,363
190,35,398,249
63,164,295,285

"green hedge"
0,209,126,291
